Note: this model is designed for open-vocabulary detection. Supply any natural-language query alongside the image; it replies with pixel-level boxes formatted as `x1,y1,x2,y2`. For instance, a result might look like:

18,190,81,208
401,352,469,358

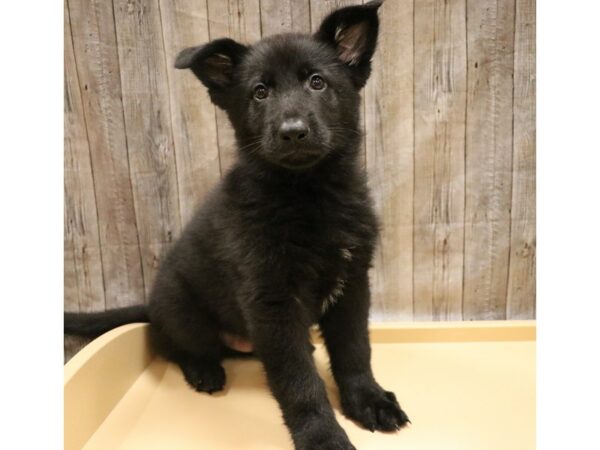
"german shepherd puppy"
65,1,409,448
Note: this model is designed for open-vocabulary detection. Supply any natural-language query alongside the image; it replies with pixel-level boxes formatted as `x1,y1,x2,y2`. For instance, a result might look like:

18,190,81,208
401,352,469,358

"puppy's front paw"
340,379,410,432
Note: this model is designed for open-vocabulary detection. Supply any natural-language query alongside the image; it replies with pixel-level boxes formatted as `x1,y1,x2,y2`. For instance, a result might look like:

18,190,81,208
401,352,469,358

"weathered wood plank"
413,0,466,321
159,0,222,224
65,1,106,314
463,0,515,320
308,0,363,30
65,0,536,322
507,0,535,319
206,0,262,174
260,0,311,35
365,0,414,320
112,0,182,294
68,0,145,308
64,242,79,313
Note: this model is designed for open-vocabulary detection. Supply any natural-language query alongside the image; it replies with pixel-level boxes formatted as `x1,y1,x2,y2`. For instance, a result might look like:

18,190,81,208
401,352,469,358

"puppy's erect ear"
175,38,248,108
315,0,382,88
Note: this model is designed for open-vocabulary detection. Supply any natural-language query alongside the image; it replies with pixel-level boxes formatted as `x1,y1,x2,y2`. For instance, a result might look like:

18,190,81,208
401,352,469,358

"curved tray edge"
64,323,153,450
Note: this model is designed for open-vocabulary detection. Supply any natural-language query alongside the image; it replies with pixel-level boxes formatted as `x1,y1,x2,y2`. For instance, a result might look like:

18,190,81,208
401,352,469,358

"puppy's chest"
286,239,355,318
273,207,370,315
317,246,354,314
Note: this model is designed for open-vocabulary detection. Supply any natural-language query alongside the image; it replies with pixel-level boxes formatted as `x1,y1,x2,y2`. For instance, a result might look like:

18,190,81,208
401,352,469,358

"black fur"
65,1,409,448
64,305,147,337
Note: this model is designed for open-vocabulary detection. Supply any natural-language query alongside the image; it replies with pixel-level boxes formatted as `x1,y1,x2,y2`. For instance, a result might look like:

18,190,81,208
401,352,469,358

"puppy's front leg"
319,271,410,432
247,298,354,450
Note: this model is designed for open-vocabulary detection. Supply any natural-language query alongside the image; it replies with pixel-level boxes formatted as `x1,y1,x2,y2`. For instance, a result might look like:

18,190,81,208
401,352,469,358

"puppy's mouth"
278,151,325,169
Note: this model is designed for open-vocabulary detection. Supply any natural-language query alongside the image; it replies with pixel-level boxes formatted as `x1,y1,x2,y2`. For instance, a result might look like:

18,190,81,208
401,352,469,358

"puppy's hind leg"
150,318,227,394
148,273,227,394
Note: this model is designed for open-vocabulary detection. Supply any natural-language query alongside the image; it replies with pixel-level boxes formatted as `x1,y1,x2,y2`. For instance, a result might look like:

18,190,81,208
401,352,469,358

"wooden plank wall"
65,0,536,326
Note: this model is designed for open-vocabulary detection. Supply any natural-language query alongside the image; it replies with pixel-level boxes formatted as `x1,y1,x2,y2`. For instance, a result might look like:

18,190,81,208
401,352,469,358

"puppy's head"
175,1,381,170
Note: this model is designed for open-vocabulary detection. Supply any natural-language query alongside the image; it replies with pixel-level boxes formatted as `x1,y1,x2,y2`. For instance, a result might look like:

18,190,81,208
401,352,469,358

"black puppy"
65,1,409,448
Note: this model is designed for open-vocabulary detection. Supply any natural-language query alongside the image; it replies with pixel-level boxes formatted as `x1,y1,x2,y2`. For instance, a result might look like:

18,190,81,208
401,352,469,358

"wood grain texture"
159,0,221,224
206,0,262,174
260,0,311,35
308,0,362,29
507,0,536,319
65,0,536,332
65,1,106,314
112,0,182,294
463,0,516,320
365,0,414,320
68,0,145,309
413,0,467,321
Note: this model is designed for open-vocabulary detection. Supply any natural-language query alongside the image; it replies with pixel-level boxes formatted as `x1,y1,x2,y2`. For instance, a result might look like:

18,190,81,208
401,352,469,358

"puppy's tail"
64,305,149,338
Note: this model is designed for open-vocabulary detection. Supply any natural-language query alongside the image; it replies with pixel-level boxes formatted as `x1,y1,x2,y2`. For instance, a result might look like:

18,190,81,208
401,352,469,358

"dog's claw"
341,383,410,432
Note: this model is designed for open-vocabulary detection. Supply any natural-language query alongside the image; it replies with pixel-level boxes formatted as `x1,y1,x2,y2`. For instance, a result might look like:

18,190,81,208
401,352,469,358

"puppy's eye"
254,84,268,100
309,74,325,90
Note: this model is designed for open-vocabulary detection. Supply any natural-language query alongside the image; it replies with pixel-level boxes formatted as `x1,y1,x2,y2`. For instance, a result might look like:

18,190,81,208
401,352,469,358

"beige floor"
66,323,535,450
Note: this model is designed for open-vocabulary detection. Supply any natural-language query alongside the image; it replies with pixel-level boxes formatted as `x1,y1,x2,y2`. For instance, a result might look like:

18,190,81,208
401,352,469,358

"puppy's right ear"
175,38,248,109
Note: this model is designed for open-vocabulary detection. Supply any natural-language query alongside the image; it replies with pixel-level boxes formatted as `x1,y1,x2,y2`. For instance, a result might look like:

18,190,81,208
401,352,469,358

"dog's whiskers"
238,138,264,154
327,127,362,136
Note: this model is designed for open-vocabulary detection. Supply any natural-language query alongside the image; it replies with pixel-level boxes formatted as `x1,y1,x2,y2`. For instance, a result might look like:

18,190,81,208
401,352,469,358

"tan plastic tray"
65,321,535,450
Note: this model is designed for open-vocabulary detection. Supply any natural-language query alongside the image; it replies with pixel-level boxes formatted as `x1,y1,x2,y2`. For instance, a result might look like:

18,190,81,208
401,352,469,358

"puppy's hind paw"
181,358,226,394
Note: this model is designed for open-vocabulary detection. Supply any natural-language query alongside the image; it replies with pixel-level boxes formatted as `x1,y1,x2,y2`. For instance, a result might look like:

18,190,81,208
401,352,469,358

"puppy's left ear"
315,0,382,89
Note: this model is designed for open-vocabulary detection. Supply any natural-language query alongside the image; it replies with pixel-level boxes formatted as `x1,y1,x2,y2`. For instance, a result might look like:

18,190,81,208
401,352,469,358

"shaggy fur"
65,2,409,448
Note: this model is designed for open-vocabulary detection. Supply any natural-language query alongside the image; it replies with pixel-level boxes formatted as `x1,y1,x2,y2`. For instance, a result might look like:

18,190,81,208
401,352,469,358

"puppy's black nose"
279,119,309,142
